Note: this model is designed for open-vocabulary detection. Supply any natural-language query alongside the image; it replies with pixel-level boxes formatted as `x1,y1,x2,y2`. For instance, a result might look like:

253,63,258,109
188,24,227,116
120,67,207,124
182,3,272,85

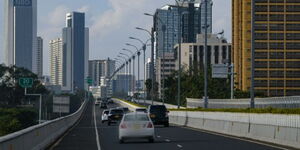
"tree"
0,64,49,108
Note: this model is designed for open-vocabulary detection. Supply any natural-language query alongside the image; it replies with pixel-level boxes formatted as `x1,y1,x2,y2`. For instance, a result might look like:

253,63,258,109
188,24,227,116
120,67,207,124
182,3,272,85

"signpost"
53,96,70,117
212,64,228,78
212,64,235,99
19,77,43,124
19,78,33,88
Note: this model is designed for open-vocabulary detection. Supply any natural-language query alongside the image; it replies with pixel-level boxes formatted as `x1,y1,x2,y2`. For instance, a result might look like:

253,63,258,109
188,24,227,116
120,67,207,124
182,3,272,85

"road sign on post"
212,64,228,78
86,78,93,85
19,78,33,88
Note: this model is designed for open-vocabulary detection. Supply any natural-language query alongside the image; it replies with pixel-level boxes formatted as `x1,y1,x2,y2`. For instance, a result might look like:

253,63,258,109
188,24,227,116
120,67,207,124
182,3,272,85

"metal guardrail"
187,96,300,108
0,100,87,150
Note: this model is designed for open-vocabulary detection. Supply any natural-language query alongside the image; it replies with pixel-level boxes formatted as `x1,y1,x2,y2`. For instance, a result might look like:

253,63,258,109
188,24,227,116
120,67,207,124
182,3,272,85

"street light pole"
204,0,209,108
135,27,155,105
129,37,151,105
175,0,187,109
250,0,255,108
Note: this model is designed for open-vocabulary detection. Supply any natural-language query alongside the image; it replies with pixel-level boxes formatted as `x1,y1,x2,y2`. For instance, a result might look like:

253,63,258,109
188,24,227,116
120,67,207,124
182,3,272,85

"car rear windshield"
110,109,123,114
104,111,109,114
124,114,150,121
150,106,167,113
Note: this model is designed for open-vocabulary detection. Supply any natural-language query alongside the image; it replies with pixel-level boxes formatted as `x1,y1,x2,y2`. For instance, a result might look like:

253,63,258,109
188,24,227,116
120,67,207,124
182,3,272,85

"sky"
0,0,231,76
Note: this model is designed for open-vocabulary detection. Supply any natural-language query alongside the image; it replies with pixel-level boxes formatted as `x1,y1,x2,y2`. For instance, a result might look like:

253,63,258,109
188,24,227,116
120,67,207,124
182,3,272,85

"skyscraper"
49,38,63,86
233,0,300,96
154,0,213,57
36,37,43,78
3,0,37,72
88,59,116,86
62,12,89,92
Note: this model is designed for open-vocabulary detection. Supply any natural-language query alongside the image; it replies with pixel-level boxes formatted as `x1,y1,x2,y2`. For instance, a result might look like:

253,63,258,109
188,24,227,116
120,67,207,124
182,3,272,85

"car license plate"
133,124,140,130
150,114,155,118
115,115,119,118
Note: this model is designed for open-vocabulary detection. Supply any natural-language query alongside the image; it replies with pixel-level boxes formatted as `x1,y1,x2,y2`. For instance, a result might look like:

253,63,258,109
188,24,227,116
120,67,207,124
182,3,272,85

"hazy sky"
0,0,231,75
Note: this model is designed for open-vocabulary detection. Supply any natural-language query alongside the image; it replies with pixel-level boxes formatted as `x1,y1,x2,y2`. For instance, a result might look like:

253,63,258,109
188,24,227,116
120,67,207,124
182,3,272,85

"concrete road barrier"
0,100,87,150
169,111,300,149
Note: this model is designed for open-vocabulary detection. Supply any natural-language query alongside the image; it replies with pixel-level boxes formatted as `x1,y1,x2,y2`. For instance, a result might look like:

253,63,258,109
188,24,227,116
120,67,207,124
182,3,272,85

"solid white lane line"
93,103,101,150
177,144,183,148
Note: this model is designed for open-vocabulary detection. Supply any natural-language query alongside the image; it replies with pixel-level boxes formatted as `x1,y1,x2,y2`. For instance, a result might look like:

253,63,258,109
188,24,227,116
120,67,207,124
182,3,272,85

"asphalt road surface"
50,100,284,150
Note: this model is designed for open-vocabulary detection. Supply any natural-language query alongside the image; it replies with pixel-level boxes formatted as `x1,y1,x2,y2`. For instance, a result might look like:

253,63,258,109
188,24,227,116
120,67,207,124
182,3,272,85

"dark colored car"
100,102,108,109
108,108,124,126
147,105,169,127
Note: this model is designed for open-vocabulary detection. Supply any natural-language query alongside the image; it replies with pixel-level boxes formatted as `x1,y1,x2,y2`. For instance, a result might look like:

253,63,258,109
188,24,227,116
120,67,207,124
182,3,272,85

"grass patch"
169,107,300,114
115,98,146,108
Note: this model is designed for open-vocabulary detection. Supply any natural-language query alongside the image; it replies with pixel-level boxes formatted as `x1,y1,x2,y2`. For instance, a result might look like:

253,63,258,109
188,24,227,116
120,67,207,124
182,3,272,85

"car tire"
164,122,169,127
119,138,124,144
148,138,154,143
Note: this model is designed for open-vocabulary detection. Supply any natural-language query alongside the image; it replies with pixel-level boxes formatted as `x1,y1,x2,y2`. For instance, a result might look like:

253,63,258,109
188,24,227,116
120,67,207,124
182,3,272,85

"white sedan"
118,112,155,143
101,109,109,123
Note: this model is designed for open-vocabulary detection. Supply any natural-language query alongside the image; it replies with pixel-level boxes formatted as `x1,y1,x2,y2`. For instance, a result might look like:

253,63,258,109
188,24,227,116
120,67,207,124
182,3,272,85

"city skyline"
0,0,231,76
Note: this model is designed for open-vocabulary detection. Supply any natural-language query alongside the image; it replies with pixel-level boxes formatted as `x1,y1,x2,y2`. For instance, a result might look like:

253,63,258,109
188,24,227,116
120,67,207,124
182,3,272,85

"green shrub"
0,108,37,136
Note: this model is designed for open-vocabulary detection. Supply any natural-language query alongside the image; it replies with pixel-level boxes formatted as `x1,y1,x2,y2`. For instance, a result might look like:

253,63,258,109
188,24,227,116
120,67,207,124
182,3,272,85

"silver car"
101,110,109,123
118,112,155,143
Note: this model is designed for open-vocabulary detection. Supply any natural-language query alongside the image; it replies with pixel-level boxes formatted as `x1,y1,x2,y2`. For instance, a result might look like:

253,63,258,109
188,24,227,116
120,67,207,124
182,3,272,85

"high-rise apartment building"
3,0,37,72
36,37,43,78
62,12,89,92
145,58,152,80
233,0,300,96
49,38,63,86
88,59,116,86
154,0,213,57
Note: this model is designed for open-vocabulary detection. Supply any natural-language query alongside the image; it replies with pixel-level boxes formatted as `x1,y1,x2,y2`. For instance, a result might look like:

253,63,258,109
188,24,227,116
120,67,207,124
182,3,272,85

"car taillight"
120,123,127,129
147,122,153,128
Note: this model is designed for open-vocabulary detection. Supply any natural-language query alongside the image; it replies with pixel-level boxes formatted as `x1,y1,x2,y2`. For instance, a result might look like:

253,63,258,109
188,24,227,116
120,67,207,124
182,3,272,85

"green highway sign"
86,78,93,85
19,78,33,88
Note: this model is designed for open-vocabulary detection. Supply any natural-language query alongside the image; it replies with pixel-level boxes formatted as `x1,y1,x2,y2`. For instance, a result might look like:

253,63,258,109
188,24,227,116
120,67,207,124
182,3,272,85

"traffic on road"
50,99,284,150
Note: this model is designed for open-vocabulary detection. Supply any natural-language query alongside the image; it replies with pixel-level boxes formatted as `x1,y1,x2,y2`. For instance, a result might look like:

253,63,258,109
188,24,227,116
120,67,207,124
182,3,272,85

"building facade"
49,38,63,86
4,0,37,72
145,58,152,80
112,74,135,96
175,33,231,71
88,58,116,86
154,0,213,57
62,12,89,92
233,0,300,96
36,37,43,78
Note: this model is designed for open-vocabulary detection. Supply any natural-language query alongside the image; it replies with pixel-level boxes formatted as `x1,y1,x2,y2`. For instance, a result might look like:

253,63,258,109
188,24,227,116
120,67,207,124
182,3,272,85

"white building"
3,0,37,72
145,58,152,80
49,38,63,86
175,33,232,71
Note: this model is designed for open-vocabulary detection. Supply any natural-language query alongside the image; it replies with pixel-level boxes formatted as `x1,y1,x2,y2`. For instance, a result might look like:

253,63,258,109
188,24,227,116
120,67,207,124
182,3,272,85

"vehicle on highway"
148,105,169,127
135,108,147,113
101,110,109,123
119,112,155,143
107,98,114,104
108,108,124,126
100,102,108,109
118,107,130,114
95,100,100,105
